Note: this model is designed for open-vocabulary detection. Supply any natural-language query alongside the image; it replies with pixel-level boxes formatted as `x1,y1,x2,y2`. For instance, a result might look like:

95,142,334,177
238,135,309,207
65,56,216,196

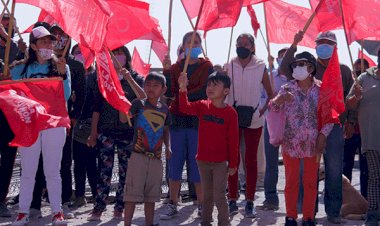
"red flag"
243,0,271,6
317,47,345,130
16,0,111,52
21,10,57,34
265,1,319,48
310,0,342,32
181,0,202,19
358,49,377,67
0,79,70,147
95,47,131,114
246,5,260,37
131,47,151,77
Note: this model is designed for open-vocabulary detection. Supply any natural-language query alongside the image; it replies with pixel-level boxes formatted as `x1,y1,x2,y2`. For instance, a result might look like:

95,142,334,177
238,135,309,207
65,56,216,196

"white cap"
31,26,56,42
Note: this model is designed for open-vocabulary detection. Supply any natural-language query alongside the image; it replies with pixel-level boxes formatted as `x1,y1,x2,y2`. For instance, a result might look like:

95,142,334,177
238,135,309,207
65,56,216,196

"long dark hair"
113,46,132,71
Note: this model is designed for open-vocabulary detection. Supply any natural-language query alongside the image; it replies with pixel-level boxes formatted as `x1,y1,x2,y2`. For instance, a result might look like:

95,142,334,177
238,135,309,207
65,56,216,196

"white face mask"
292,66,310,81
37,48,53,60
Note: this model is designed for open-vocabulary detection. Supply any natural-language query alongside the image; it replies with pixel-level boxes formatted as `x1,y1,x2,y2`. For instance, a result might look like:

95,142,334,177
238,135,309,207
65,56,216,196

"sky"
10,0,377,69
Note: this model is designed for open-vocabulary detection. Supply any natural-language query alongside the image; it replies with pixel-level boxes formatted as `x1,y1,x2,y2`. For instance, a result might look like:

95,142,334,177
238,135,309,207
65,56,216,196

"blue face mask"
186,47,202,59
316,44,334,59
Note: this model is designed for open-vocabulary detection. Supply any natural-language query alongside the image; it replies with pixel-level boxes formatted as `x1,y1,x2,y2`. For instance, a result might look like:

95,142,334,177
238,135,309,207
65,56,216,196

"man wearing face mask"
280,31,354,224
225,33,274,218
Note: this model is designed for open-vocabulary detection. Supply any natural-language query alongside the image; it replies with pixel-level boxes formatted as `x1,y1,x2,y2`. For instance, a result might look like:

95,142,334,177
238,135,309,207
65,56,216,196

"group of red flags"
1,0,379,147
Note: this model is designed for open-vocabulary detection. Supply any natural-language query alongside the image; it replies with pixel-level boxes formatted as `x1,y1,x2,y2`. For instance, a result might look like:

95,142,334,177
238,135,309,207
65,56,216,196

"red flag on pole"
310,0,342,32
21,10,57,34
181,0,202,19
317,47,345,130
265,0,319,48
95,48,131,114
246,5,260,37
0,79,70,147
131,47,151,78
358,49,377,67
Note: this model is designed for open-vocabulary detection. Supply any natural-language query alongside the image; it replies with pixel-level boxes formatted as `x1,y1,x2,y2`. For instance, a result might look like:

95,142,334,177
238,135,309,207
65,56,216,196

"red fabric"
228,127,262,200
0,79,70,147
317,47,345,131
178,92,239,169
21,10,56,34
131,47,151,78
181,0,202,19
17,0,112,52
283,153,319,219
310,0,342,32
246,5,260,37
358,50,377,67
265,1,319,48
243,0,271,6
95,48,131,114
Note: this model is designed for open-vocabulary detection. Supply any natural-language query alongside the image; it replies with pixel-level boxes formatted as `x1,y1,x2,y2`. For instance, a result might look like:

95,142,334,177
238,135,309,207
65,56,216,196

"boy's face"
144,79,166,100
206,80,229,100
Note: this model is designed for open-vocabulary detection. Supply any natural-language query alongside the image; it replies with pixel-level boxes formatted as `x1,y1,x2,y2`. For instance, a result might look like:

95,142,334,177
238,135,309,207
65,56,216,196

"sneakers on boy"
11,213,29,226
159,201,178,220
228,200,238,215
87,210,102,221
244,201,257,218
0,202,12,217
285,216,297,226
29,208,42,219
52,211,67,225
62,203,74,219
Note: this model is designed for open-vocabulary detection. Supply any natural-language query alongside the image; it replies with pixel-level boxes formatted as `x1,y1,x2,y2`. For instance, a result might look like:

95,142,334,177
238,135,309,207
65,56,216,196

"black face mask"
236,47,251,59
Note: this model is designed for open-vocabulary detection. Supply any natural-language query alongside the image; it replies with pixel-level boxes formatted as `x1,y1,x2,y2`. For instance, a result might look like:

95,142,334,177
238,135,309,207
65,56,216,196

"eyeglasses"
291,61,309,69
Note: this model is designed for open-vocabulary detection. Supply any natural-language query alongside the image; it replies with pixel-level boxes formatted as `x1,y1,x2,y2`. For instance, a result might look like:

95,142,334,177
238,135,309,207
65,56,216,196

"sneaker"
0,202,12,217
70,196,87,208
87,210,102,221
7,195,19,206
285,216,297,226
256,201,279,211
197,205,202,218
159,201,178,220
52,211,67,225
29,208,42,219
12,213,29,225
244,201,257,218
364,211,379,226
113,210,123,220
62,203,74,219
228,200,238,215
327,216,346,224
302,218,316,226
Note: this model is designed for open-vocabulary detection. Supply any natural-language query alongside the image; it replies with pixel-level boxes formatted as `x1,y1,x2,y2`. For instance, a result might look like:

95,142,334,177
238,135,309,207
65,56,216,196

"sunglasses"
291,61,310,69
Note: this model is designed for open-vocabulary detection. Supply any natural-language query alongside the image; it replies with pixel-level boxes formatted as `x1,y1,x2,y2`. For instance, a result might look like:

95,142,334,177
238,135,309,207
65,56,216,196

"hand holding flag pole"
2,0,15,79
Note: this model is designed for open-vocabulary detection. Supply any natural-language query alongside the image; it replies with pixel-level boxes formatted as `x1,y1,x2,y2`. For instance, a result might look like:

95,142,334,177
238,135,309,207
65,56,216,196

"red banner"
131,47,151,77
0,78,70,147
358,49,377,67
246,5,260,37
317,47,345,130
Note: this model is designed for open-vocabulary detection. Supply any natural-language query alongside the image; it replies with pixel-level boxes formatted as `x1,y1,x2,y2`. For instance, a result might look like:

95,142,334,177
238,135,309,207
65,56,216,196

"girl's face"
31,36,53,51
182,35,201,51
236,36,254,52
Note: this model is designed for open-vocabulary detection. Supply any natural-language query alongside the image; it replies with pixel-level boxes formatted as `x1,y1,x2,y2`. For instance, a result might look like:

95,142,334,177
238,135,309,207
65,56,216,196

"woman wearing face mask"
225,33,273,218
10,26,71,225
160,31,213,220
270,52,333,226
87,46,145,221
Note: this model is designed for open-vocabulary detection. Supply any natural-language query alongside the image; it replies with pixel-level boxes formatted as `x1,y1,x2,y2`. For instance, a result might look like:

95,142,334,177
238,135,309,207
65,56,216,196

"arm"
63,65,72,101
315,123,334,154
178,73,202,116
70,61,86,120
260,69,275,116
346,80,362,110
163,126,171,160
227,110,239,174
87,111,99,148
122,69,146,99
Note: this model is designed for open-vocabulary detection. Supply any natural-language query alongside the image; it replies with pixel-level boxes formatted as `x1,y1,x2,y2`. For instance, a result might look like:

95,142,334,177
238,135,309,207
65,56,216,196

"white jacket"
226,56,266,129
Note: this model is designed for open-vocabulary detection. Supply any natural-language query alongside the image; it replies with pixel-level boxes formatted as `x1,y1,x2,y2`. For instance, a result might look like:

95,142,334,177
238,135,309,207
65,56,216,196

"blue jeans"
323,124,344,217
263,122,279,205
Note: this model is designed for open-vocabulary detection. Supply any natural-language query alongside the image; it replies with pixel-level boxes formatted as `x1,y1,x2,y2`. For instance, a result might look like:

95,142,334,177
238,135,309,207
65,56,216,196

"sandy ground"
0,158,370,226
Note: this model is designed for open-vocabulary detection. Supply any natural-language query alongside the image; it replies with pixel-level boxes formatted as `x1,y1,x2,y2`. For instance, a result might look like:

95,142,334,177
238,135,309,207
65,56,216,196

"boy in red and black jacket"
178,71,239,226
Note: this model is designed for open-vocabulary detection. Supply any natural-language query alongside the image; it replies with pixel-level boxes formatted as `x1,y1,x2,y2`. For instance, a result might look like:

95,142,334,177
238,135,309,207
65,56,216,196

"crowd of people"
0,13,379,226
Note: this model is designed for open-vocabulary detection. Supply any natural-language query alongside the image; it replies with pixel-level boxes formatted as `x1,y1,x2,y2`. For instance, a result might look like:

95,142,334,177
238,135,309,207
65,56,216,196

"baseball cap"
290,51,317,75
315,31,337,43
30,26,56,43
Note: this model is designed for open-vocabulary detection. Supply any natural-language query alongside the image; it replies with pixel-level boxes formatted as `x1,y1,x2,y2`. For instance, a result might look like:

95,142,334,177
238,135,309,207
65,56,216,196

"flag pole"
259,28,268,49
204,35,208,57
180,0,206,57
1,0,23,41
338,0,356,80
2,0,15,79
226,27,234,64
0,0,10,21
182,0,205,74
168,0,173,54
263,2,274,91
360,39,364,73
147,41,153,64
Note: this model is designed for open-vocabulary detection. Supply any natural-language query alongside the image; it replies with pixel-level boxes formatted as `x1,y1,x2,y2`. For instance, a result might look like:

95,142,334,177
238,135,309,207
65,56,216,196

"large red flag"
131,47,151,78
246,5,260,37
95,47,131,114
0,78,70,147
358,49,377,67
21,10,57,34
310,0,342,32
181,0,202,19
265,1,319,48
317,47,345,130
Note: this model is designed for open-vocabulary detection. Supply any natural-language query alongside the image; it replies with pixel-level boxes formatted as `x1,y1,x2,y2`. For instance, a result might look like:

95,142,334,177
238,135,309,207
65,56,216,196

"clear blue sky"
12,0,374,69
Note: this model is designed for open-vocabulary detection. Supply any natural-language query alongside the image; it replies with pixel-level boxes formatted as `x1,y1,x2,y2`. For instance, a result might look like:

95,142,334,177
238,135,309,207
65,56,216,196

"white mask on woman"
292,66,310,81
37,48,53,60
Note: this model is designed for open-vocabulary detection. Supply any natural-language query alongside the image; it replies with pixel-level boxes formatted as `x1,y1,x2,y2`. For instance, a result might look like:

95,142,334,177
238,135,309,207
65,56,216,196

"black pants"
0,110,17,203
73,140,98,198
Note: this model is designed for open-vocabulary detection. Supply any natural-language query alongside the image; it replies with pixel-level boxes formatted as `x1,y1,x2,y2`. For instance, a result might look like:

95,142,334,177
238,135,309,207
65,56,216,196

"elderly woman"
346,49,380,226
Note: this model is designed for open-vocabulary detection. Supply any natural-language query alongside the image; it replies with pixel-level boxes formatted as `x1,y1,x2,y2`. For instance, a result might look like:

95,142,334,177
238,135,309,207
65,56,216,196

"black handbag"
73,118,92,144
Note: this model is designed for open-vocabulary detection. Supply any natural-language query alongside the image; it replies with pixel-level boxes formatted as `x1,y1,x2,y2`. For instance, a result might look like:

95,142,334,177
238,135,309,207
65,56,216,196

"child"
122,72,171,226
178,71,239,226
